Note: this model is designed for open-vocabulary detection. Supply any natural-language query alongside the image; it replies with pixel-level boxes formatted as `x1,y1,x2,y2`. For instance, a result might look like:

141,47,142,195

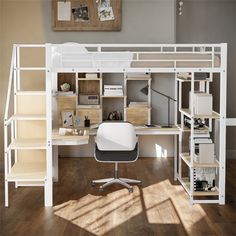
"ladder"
4,44,52,207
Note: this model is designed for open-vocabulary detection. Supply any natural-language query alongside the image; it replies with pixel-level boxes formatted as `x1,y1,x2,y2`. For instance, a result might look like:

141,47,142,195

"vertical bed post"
45,43,53,206
219,43,227,205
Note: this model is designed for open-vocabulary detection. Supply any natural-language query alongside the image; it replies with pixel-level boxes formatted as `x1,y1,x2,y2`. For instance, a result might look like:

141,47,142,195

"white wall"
0,0,176,158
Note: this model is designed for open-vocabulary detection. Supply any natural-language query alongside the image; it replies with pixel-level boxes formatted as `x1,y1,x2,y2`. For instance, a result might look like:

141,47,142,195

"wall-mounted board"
52,0,121,31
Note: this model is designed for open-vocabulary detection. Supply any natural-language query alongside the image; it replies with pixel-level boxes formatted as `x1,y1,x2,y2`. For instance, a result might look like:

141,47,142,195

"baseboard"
227,149,236,159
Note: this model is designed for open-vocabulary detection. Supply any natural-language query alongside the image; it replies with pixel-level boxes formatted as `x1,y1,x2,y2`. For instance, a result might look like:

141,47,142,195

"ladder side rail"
4,45,17,121
4,44,17,207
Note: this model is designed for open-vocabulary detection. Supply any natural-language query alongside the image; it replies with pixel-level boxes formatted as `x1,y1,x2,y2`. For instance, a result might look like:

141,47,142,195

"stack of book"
104,85,123,96
129,102,149,108
55,91,74,96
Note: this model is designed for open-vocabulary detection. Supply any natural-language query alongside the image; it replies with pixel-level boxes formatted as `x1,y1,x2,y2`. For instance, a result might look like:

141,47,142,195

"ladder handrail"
4,44,17,122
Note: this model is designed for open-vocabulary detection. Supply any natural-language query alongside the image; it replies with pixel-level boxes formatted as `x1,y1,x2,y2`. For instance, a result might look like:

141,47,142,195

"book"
56,91,74,96
193,168,215,191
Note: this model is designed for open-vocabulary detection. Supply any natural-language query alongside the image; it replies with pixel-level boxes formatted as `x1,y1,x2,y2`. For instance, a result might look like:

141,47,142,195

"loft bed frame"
49,43,225,73
4,43,227,207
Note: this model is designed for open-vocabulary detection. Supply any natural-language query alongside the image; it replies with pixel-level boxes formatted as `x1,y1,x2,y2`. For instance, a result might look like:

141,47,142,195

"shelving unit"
177,64,227,204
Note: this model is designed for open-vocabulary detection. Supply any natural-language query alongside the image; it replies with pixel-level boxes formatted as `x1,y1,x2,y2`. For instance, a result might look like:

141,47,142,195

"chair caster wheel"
99,187,104,192
128,188,133,193
91,181,95,187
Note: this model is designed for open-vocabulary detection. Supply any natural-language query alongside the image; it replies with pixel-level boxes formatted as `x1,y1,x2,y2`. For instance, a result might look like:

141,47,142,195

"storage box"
76,108,102,124
195,93,212,115
198,143,215,164
189,92,212,115
125,107,150,125
194,143,215,164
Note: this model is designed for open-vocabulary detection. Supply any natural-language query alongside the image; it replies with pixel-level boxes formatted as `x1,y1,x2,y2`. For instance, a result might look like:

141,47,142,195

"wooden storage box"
76,108,102,125
57,96,76,125
125,107,151,125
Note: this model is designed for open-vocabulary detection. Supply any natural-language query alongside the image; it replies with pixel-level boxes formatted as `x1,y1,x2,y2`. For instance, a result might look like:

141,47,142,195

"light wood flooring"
1,157,236,236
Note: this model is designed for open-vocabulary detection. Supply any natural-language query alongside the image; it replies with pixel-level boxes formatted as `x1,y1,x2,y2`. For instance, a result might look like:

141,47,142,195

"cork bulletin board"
52,0,121,31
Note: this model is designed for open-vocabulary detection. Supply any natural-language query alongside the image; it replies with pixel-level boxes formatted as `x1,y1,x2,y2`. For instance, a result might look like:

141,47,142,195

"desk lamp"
140,85,177,128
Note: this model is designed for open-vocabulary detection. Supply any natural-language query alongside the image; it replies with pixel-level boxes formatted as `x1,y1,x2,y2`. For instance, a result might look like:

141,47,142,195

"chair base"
92,177,142,192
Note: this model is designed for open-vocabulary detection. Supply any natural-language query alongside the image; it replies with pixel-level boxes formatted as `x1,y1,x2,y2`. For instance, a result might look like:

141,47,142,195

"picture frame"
52,0,121,31
73,115,84,127
61,110,74,128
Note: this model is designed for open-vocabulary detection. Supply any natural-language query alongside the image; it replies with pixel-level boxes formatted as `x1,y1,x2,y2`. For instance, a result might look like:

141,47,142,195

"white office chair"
92,122,141,192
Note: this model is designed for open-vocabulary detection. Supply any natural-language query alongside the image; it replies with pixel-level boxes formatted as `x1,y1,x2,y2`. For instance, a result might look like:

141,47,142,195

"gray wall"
176,0,236,157
42,0,176,44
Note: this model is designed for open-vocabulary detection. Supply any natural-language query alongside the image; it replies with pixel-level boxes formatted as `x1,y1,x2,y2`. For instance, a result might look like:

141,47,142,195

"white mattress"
52,44,133,68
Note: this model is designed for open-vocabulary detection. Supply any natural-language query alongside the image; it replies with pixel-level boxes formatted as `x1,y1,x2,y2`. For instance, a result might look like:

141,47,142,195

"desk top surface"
52,129,89,145
52,125,180,143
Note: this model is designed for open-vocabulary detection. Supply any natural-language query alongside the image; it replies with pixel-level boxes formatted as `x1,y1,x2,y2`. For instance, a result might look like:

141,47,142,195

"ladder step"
7,162,46,181
12,114,47,120
8,139,47,150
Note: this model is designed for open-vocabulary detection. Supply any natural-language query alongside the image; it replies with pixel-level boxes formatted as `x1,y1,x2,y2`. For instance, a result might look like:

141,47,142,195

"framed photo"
61,110,74,128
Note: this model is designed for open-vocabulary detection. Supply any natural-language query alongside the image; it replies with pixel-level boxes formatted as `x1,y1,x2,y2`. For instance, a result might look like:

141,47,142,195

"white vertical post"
174,135,177,180
16,45,20,91
45,44,53,206
53,145,59,182
219,43,227,205
13,48,18,188
174,73,177,125
190,72,195,204
124,73,128,122
174,73,178,180
124,73,127,108
148,77,151,125
4,124,9,207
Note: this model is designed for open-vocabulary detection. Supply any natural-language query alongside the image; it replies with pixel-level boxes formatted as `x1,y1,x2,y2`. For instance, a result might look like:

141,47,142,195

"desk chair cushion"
96,122,137,151
95,143,138,162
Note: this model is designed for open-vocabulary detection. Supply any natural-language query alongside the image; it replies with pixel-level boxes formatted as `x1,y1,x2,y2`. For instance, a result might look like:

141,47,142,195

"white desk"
52,126,180,181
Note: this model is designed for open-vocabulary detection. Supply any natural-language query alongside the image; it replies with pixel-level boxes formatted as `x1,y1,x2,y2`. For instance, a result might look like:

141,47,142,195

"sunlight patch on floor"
54,188,142,235
53,179,193,235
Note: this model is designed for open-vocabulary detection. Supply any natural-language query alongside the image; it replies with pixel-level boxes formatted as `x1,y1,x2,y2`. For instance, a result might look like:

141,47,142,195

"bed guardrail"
49,43,226,73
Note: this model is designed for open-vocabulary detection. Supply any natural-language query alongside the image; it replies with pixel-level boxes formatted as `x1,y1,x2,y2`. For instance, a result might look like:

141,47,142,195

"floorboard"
1,157,236,236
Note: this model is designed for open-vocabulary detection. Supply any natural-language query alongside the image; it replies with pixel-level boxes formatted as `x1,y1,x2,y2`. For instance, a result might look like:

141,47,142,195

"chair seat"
95,143,138,162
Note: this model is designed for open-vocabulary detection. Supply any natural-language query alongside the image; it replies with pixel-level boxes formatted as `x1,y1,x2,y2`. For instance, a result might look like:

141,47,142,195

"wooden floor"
1,157,236,236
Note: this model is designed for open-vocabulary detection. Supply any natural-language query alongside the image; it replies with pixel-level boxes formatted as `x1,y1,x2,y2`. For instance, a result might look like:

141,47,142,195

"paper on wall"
98,6,114,21
57,1,71,21
97,0,114,21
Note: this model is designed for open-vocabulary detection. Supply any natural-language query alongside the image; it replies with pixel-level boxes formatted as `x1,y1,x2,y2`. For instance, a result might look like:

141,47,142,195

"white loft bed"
4,43,227,207
50,43,224,72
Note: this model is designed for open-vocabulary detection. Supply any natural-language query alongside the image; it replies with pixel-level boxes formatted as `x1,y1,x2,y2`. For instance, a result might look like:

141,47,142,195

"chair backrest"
96,122,137,151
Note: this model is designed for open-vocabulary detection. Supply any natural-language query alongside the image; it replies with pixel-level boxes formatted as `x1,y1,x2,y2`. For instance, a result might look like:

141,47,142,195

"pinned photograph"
99,0,111,8
57,1,71,21
61,110,74,128
98,6,114,21
72,5,89,22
